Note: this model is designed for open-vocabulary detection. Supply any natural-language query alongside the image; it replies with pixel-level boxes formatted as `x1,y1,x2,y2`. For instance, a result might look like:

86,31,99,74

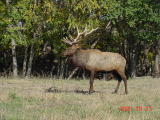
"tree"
0,0,159,78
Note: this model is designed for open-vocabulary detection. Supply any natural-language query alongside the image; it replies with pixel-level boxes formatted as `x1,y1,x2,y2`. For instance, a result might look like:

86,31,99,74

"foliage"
0,0,159,77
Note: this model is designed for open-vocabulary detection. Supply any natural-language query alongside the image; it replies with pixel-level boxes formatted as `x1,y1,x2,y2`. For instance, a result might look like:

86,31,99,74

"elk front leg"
89,71,95,94
123,78,128,94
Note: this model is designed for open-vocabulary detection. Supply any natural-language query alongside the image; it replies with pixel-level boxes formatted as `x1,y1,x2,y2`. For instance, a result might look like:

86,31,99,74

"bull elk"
63,25,128,94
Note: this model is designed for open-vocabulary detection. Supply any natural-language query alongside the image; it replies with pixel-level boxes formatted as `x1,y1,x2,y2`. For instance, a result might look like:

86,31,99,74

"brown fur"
63,45,128,94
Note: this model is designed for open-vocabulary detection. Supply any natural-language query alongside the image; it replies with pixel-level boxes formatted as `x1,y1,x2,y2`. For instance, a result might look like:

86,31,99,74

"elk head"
63,44,80,56
63,26,99,56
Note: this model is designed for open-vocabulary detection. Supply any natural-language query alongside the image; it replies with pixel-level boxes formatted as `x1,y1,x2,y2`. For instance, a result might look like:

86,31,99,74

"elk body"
63,25,128,94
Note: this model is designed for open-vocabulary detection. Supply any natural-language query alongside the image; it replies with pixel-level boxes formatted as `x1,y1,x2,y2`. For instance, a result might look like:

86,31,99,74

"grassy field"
0,77,160,120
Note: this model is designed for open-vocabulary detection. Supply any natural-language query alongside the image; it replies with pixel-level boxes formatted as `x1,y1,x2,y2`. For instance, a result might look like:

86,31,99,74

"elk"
63,25,128,94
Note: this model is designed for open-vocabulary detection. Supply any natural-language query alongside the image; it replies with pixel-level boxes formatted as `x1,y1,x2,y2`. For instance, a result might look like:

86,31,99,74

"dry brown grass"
0,77,160,120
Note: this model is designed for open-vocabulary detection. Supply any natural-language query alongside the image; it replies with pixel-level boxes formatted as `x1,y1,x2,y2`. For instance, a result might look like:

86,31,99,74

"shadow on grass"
46,87,101,94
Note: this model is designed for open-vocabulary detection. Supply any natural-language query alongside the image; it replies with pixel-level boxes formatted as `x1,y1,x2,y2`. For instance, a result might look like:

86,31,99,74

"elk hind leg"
113,79,122,94
117,70,128,94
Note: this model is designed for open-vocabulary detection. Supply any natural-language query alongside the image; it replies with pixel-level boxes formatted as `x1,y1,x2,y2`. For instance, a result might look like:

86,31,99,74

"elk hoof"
89,90,95,94
120,92,128,95
112,91,117,94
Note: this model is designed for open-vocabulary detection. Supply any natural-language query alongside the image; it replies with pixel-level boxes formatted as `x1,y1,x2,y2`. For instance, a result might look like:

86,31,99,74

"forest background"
0,0,160,79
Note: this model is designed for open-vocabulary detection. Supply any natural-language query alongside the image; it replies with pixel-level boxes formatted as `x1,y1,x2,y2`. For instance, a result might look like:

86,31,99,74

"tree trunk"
123,39,128,58
130,49,137,77
5,0,10,7
154,40,160,77
11,39,18,77
57,58,61,77
50,65,55,77
26,45,34,78
68,67,79,80
154,55,160,77
6,0,18,77
82,68,86,79
22,46,28,76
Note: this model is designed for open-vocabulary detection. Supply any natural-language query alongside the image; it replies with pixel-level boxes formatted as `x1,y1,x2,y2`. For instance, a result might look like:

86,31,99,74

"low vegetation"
0,77,159,120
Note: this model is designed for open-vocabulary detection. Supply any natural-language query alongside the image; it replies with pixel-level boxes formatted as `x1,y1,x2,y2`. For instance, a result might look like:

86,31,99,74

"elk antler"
63,21,111,45
63,37,73,45
63,26,99,45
